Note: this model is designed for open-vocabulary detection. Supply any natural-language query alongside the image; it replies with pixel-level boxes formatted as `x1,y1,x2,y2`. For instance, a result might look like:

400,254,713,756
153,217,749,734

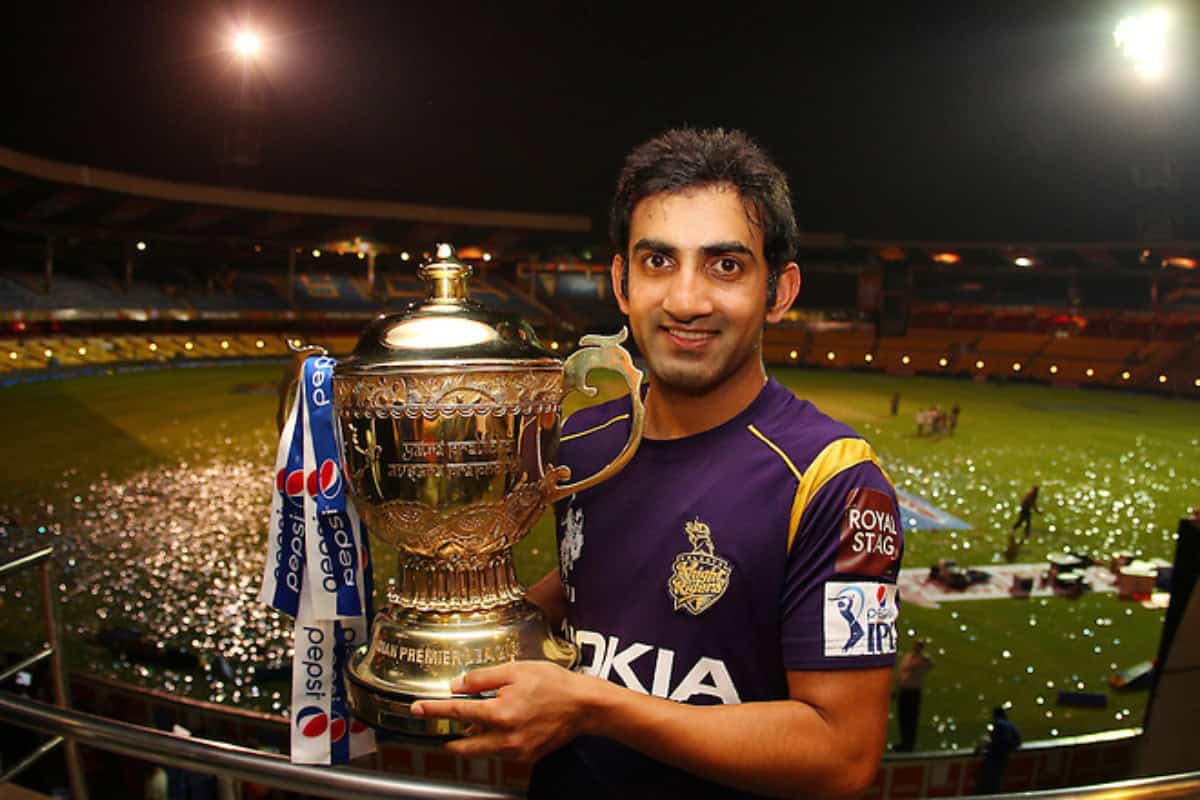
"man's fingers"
409,698,494,725
451,662,519,694
445,731,518,759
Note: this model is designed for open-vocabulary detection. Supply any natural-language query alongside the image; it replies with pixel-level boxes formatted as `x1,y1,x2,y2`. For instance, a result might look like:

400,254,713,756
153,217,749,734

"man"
412,128,904,798
976,706,1022,794
895,640,934,751
1012,484,1040,543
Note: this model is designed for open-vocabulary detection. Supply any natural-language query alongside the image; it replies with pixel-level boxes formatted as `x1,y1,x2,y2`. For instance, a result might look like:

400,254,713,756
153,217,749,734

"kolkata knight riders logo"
668,518,733,615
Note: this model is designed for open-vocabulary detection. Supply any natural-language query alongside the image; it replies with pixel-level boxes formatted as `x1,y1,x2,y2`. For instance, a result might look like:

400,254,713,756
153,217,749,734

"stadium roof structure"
2,145,1198,279
0,146,594,260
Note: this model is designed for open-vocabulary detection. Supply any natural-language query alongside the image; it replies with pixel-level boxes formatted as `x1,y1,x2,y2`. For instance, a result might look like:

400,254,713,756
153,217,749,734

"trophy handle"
548,327,645,503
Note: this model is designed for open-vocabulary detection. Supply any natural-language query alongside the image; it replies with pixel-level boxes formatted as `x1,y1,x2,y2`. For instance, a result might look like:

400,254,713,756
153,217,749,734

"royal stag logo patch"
668,518,732,615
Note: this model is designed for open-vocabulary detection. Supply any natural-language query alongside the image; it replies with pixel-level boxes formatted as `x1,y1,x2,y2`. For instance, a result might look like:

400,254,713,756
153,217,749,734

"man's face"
613,184,781,397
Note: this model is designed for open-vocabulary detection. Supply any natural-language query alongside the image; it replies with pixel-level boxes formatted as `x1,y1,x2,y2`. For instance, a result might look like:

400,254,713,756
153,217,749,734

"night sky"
3,1,1197,242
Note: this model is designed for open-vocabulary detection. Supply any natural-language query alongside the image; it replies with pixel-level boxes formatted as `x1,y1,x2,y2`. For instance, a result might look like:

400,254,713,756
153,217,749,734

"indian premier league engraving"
331,244,645,735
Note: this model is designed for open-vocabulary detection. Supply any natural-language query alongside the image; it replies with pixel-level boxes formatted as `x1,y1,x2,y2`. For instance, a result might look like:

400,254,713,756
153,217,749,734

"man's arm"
524,567,567,631
411,662,891,800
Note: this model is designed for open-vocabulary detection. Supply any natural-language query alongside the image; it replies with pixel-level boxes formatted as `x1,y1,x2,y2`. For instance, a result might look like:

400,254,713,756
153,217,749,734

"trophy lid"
337,243,559,371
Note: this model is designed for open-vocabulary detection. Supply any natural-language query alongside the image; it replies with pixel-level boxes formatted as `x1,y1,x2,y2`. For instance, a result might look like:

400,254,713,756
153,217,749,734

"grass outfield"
0,362,1195,750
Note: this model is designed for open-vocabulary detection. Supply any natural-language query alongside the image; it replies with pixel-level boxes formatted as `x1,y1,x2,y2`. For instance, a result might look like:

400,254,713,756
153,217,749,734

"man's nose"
661,265,713,321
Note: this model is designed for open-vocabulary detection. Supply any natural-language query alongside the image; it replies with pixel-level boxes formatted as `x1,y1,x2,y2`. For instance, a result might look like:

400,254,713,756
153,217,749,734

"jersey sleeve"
780,455,904,671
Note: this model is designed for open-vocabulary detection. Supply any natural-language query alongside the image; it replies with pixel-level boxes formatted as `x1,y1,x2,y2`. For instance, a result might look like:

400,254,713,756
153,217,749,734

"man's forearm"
525,567,567,630
577,674,884,799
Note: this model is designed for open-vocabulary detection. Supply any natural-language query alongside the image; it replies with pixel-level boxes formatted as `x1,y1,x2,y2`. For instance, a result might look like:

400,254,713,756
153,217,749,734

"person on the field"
412,128,904,799
949,402,960,435
976,706,1022,794
1012,484,1040,543
895,639,933,752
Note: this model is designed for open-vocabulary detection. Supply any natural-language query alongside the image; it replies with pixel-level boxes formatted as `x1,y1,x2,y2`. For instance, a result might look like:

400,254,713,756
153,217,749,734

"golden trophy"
333,245,644,734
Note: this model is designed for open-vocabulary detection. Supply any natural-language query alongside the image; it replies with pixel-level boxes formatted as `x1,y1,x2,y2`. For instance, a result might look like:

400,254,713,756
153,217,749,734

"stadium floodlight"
136,241,147,252
864,353,874,363
1050,364,1059,374
789,350,799,360
975,360,985,369
234,30,262,58
1121,370,1131,380
400,251,411,261
939,357,948,367
1158,374,1168,383
1114,9,1169,81
827,351,836,361
311,249,321,258
901,355,911,365
1014,256,1034,267
483,252,493,262
1013,362,1022,372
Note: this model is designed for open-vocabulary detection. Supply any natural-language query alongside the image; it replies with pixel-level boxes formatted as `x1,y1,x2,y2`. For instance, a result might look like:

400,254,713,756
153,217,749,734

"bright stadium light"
1121,370,1131,380
1086,367,1096,377
1114,9,1170,81
136,241,147,252
1014,256,1034,268
400,251,411,261
789,350,799,360
902,355,911,365
864,353,874,363
1158,374,1168,383
827,351,836,361
1050,364,1059,374
1013,362,1022,372
975,360,985,370
939,357,948,367
234,30,262,58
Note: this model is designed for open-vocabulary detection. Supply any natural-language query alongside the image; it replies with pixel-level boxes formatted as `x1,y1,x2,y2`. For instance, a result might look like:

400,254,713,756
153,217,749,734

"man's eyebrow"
631,239,754,257
631,238,677,255
701,241,754,257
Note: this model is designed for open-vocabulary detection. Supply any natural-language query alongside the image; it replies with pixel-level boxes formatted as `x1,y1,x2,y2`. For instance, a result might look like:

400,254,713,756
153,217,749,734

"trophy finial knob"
418,242,472,302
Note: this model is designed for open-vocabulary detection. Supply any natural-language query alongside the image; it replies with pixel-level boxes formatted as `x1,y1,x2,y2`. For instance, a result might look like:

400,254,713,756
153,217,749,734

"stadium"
1,5,1199,800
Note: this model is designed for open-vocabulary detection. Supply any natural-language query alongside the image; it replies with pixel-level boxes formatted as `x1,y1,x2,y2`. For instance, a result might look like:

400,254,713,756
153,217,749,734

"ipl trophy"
332,245,644,734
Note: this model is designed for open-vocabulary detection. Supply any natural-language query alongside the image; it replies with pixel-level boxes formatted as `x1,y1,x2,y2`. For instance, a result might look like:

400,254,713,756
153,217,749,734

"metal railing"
981,771,1200,800
0,545,87,800
0,692,518,799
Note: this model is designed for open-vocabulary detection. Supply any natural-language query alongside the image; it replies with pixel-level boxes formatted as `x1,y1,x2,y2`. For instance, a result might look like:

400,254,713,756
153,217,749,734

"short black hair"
609,127,799,300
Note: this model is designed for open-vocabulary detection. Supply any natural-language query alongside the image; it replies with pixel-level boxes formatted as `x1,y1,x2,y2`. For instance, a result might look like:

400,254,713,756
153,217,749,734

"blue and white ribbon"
259,355,375,765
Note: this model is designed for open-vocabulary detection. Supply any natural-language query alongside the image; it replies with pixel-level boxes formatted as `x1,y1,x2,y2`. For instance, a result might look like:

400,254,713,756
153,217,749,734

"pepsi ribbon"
260,355,375,765
259,378,305,617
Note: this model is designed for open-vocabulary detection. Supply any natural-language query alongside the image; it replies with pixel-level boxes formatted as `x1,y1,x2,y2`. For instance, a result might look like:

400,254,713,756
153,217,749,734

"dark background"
2,1,1197,241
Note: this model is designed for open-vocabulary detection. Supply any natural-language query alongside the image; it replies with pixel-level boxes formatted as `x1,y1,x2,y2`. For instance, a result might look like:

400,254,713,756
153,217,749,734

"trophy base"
345,600,576,735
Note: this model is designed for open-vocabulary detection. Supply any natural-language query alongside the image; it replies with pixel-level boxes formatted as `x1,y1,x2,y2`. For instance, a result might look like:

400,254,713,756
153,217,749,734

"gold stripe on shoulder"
561,413,630,442
746,424,802,481
786,438,882,553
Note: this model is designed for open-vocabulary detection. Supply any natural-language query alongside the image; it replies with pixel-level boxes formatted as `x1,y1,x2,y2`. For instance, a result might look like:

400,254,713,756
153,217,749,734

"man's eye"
713,258,741,275
646,253,669,269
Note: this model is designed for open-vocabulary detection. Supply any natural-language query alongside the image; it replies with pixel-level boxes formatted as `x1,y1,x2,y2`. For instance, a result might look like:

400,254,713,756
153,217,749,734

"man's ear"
611,255,630,314
766,262,801,324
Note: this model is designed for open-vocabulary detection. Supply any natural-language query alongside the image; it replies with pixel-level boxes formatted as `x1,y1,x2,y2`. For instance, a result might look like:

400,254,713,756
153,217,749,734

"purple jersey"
531,378,903,798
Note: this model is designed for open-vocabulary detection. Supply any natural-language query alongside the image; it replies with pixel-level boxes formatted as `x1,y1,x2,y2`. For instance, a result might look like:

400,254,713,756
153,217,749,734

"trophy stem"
392,551,526,613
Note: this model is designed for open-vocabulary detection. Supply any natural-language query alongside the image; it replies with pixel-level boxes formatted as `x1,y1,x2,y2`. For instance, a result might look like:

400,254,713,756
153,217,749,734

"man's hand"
410,661,597,763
